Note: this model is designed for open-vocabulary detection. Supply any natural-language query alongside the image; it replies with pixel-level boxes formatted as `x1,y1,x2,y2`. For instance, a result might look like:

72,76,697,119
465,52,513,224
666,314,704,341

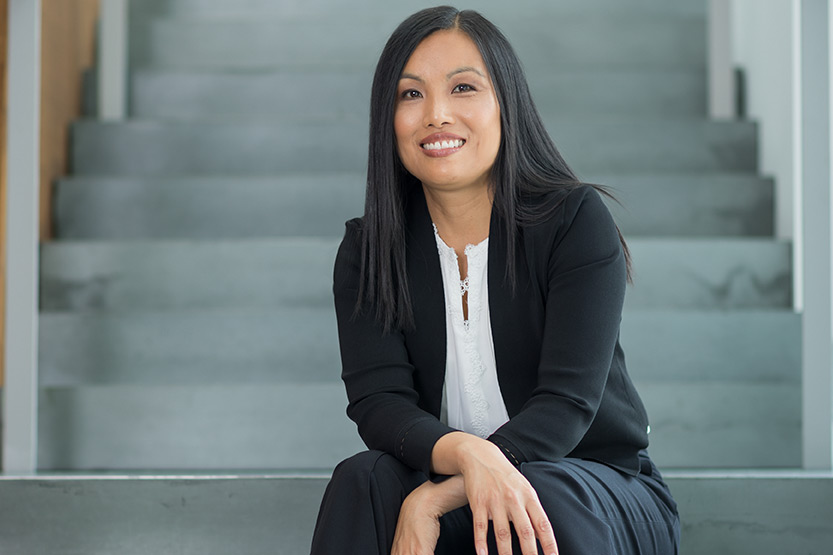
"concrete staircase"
1,0,827,553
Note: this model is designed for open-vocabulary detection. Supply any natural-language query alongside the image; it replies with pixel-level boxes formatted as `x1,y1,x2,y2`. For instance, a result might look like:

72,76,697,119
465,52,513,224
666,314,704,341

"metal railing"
98,0,127,121
3,0,42,473
799,0,833,470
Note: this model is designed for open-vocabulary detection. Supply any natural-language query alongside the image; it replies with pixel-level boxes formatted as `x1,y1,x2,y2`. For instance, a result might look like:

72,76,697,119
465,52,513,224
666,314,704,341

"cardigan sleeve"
487,186,628,465
333,219,455,475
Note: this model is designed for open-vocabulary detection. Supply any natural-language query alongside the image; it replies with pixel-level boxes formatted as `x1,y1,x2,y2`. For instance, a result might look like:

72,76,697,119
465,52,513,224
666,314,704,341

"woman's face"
394,30,501,195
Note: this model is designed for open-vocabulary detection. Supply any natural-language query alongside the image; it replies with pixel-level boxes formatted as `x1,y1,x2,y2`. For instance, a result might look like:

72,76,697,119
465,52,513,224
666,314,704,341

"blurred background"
0,0,831,553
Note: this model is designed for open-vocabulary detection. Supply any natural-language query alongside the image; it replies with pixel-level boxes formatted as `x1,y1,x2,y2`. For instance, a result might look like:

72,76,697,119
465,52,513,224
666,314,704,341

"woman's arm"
334,219,455,475
488,186,629,467
430,432,559,555
391,474,467,555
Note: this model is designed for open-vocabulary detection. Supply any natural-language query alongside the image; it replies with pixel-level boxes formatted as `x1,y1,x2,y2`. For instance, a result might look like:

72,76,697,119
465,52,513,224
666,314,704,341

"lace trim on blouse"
433,224,501,438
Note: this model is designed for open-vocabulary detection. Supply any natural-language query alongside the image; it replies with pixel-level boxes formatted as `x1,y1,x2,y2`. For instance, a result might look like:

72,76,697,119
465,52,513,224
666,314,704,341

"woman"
311,6,680,555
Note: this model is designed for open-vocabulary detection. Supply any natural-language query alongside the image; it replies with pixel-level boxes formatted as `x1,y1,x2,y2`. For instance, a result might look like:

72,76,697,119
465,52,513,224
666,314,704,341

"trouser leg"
519,454,680,555
310,450,427,555
311,450,680,555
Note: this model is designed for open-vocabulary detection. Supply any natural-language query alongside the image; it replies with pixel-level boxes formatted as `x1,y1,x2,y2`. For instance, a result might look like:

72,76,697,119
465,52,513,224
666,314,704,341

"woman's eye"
453,83,475,93
400,89,422,99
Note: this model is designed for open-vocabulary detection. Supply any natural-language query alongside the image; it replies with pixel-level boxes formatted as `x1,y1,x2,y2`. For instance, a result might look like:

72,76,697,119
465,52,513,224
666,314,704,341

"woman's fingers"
491,512,514,555
527,501,559,555
470,488,559,555
472,505,490,555
509,507,540,555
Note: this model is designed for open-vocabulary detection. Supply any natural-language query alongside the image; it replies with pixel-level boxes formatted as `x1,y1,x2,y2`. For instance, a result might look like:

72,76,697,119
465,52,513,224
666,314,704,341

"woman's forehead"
401,30,488,79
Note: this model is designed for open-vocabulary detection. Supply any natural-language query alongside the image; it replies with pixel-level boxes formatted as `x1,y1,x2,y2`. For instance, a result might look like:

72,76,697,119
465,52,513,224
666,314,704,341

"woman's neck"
422,184,493,254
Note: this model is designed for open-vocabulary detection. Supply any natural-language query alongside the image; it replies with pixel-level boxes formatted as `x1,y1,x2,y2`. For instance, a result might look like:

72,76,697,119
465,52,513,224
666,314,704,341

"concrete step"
70,119,758,176
37,383,364,470
40,238,791,312
36,380,798,470
129,13,705,70
53,173,773,240
620,310,800,382
125,68,707,121
38,309,799,386
38,308,343,386
606,173,773,237
129,0,707,19
639,382,800,468
1,471,830,555
625,239,791,309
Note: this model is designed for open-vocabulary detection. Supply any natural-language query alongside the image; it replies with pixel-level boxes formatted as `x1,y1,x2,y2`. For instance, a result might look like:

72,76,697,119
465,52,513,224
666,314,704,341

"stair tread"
2,472,828,555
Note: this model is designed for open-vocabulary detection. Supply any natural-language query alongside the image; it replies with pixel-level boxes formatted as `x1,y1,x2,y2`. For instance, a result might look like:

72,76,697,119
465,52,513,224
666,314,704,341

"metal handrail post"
709,0,735,119
2,0,42,473
801,0,833,470
98,0,128,120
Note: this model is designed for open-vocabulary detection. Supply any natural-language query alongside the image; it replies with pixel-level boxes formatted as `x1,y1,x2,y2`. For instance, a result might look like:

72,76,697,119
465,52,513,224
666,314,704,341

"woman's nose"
424,95,453,128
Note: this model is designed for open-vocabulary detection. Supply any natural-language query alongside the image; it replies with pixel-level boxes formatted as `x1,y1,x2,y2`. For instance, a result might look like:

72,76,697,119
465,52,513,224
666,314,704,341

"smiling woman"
393,30,501,204
310,7,680,555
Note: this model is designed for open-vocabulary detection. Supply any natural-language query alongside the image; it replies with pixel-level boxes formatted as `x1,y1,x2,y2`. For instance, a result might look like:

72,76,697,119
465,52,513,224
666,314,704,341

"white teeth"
422,139,464,150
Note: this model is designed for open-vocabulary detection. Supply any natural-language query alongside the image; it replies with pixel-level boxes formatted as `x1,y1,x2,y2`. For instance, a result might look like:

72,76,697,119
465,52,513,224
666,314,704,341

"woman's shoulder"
340,216,365,247
344,216,364,233
334,217,365,284
522,183,614,242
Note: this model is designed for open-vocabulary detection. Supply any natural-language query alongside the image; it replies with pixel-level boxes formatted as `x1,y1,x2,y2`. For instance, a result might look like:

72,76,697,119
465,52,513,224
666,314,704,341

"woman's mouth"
421,139,465,151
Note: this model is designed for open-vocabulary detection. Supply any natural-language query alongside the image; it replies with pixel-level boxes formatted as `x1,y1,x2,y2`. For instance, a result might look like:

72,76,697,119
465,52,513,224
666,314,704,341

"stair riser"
625,240,791,309
125,70,707,121
129,0,707,19
38,384,364,470
53,174,774,240
130,16,705,70
36,382,799,470
70,120,759,175
38,310,799,386
40,239,791,312
639,383,801,468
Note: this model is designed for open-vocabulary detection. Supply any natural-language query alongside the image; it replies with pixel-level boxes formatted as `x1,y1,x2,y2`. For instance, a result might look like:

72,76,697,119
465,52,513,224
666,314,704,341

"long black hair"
359,6,632,331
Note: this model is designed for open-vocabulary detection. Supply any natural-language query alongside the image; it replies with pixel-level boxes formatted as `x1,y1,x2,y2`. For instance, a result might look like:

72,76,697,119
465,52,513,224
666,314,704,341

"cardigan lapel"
487,210,519,413
404,186,447,415
488,211,544,417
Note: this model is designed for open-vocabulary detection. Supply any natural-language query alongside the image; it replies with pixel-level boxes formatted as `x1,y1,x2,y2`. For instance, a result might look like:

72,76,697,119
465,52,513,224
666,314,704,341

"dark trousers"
310,450,680,554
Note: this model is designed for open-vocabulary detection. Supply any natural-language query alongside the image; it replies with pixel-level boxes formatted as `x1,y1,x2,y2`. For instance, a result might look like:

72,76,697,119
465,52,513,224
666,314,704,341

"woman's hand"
392,475,468,555
432,432,559,555
390,501,440,555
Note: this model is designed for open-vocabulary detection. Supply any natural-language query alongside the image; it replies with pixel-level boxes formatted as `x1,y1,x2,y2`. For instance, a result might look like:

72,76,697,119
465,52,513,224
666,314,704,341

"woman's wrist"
431,431,494,475
406,475,467,518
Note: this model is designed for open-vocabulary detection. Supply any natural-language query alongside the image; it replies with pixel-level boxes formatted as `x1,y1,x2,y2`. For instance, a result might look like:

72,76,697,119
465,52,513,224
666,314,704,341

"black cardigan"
333,184,650,477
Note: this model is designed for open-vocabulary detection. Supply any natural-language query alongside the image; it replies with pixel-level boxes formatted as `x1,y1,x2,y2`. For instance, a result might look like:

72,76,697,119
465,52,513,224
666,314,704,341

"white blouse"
434,225,510,438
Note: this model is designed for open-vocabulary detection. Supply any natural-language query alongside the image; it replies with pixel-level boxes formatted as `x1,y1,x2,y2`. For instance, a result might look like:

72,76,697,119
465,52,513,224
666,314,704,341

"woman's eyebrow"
446,66,485,79
399,73,423,83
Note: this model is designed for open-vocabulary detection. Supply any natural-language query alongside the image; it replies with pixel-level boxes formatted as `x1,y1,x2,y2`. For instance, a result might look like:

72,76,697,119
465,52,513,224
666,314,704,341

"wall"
40,0,99,240
731,0,800,241
730,0,802,307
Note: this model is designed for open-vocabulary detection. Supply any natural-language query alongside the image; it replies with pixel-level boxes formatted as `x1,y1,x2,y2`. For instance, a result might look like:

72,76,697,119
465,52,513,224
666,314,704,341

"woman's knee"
331,450,389,483
519,459,678,555
329,450,425,501
520,460,597,512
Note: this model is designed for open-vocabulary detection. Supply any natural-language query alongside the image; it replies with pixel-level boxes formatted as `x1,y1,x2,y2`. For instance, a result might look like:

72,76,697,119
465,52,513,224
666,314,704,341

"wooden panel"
40,0,99,240
0,0,7,387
